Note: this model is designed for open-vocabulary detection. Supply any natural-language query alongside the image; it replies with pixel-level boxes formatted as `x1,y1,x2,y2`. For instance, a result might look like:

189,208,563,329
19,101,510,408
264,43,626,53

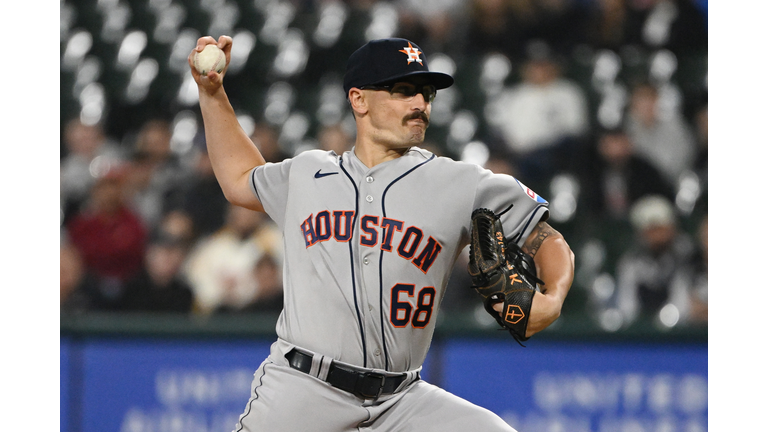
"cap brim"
371,71,454,90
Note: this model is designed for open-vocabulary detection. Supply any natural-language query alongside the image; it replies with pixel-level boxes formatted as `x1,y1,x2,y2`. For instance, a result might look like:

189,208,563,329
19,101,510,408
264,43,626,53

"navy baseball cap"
343,38,454,96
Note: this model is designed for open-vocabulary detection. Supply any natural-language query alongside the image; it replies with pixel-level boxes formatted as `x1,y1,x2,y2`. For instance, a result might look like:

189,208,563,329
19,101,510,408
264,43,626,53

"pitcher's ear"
348,88,368,115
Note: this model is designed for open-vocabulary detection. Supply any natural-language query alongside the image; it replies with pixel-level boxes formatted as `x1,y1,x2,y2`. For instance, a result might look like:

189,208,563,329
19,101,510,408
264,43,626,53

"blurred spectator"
248,253,284,313
624,82,697,186
60,118,125,224
65,165,148,310
122,119,190,230
60,241,97,314
486,41,590,188
183,203,283,315
165,146,230,237
577,128,675,221
318,122,354,155
250,121,290,163
604,195,699,328
687,214,707,325
217,253,284,314
156,209,197,251
692,102,707,188
120,233,195,313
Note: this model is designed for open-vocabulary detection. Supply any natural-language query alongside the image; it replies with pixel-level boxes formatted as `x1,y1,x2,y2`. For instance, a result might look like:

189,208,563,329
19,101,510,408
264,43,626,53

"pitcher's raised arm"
188,35,266,212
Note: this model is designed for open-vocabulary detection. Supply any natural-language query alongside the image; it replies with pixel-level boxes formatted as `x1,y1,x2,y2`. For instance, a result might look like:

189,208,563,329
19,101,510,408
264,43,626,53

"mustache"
403,111,429,127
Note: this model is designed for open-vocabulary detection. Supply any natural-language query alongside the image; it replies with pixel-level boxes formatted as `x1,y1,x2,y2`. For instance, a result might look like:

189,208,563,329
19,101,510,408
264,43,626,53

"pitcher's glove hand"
468,208,543,344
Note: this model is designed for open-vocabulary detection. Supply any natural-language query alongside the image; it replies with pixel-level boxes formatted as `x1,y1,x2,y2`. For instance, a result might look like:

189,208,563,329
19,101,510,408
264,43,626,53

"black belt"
285,349,418,399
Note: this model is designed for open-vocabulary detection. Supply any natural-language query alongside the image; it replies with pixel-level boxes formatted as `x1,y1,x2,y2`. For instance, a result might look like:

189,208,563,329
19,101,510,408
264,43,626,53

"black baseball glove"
468,208,543,344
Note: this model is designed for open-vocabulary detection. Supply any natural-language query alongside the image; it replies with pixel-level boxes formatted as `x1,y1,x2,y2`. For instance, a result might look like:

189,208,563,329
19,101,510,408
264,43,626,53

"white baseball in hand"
194,44,226,75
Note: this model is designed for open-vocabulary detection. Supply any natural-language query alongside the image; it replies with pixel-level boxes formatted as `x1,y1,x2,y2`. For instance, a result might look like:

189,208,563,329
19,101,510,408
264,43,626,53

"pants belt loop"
317,356,334,382
309,353,323,378
394,370,418,393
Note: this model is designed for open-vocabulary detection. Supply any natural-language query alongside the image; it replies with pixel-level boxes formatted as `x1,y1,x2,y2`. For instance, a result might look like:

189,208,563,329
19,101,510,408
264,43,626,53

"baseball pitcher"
188,36,575,432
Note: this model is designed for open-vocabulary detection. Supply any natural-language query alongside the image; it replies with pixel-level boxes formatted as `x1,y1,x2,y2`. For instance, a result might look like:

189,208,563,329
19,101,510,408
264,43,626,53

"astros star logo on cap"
399,42,423,65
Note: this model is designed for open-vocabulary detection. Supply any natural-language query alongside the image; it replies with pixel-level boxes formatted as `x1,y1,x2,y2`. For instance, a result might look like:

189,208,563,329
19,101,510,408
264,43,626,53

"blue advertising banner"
441,340,708,432
62,337,706,432
61,337,72,432
78,339,273,432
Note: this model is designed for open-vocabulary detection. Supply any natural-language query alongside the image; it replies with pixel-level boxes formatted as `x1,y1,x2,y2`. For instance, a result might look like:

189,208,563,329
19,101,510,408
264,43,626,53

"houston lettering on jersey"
300,210,442,274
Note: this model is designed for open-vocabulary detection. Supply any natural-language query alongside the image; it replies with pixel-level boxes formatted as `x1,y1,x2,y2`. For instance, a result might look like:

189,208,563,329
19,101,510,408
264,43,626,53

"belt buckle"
354,371,386,400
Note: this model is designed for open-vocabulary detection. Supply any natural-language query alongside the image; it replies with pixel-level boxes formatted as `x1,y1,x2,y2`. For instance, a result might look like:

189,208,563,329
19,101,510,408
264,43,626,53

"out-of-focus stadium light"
171,110,199,155
591,49,621,94
79,82,106,126
177,74,199,106
89,155,118,180
73,56,102,99
148,0,172,11
429,53,457,78
272,29,309,77
649,49,677,84
599,308,623,332
125,58,159,104
576,239,607,288
264,81,295,125
169,29,201,74
228,30,257,75
365,2,398,41
675,170,702,216
591,273,615,303
62,30,93,72
656,83,684,122
279,112,311,154
314,1,348,48
596,83,628,130
642,0,677,47
316,77,347,126
430,86,458,127
259,0,296,46
658,303,680,328
479,53,512,97
151,2,186,44
548,173,579,223
116,30,148,71
427,53,458,126
460,141,489,168
237,113,256,138
99,0,131,43
207,0,240,41
448,110,478,154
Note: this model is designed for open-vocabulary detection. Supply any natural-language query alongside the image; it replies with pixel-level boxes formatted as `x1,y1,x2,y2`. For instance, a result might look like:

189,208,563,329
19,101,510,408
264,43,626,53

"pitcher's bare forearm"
199,88,265,211
522,221,575,336
189,35,265,211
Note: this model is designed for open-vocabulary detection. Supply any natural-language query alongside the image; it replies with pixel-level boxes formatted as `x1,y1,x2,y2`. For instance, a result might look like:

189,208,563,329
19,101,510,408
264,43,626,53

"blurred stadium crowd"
60,0,708,333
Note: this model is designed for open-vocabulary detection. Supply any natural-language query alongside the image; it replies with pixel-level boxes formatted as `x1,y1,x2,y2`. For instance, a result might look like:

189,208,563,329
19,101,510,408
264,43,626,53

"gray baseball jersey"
249,146,549,373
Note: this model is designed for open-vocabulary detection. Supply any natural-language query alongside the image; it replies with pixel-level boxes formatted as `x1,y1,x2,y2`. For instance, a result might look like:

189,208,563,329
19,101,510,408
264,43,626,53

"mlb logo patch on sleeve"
515,179,548,204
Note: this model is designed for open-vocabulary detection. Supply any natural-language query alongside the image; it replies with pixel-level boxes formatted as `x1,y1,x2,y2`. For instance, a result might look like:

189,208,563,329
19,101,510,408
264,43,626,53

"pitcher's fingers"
196,36,218,51
217,35,233,52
